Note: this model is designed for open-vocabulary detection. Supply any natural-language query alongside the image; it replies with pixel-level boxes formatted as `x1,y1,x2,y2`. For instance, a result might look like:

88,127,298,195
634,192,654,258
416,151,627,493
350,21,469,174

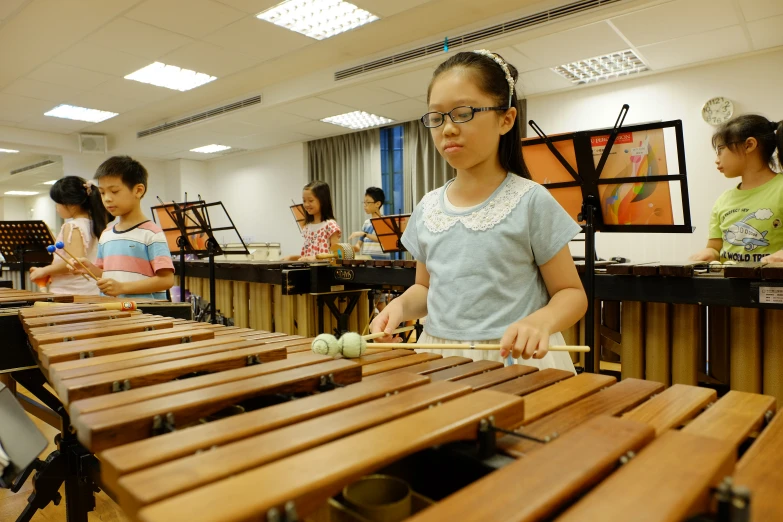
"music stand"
522,105,692,372
290,204,306,233
152,200,248,323
370,214,410,260
0,222,54,290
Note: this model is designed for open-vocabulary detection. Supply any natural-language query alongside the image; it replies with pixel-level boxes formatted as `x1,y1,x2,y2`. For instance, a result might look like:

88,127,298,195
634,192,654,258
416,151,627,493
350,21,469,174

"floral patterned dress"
301,219,341,257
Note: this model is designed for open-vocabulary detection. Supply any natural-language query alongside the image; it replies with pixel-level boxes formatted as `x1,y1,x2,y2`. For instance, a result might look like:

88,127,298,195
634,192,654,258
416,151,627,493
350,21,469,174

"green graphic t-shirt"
709,174,783,262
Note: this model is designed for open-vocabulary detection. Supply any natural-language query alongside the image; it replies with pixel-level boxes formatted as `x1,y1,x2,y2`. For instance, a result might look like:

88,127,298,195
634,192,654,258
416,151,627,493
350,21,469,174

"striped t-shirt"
95,221,174,300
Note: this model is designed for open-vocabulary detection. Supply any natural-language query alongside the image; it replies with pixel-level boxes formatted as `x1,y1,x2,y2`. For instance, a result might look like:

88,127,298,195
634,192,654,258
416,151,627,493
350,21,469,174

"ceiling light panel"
125,62,217,92
0,148,19,153
552,49,648,85
5,191,39,196
321,111,393,130
44,104,118,123
190,144,232,153
257,0,379,40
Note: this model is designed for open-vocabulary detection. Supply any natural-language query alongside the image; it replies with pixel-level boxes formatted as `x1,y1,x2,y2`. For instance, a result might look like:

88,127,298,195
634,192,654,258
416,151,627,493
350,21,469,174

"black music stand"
0,222,54,290
152,200,248,324
370,214,410,261
523,105,692,373
290,203,306,233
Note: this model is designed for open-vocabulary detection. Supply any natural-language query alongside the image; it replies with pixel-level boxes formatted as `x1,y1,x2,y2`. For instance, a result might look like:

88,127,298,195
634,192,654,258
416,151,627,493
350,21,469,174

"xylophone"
183,260,372,339
571,261,783,407
9,299,781,522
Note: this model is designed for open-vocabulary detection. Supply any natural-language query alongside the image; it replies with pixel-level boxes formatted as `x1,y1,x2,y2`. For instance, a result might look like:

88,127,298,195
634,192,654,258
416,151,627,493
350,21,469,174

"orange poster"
592,129,673,225
521,127,675,226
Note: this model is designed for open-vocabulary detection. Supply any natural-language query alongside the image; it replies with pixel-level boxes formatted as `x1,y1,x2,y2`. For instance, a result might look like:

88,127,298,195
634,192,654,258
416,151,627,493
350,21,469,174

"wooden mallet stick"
47,245,94,282
362,325,415,340
32,300,137,311
367,342,590,353
55,241,99,280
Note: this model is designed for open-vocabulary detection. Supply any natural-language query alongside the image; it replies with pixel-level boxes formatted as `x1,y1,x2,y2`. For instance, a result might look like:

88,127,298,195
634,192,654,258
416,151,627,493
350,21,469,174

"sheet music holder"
290,203,306,233
152,200,248,323
370,214,410,256
522,105,692,372
0,221,55,290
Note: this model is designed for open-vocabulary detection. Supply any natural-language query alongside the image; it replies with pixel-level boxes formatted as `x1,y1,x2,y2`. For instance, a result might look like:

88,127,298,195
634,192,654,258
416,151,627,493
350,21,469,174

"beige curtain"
402,120,454,211
307,129,381,239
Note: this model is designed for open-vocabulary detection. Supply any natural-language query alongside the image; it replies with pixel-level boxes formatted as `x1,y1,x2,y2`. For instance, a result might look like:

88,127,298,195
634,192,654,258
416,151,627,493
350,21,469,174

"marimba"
10,299,781,522
570,261,783,407
183,260,371,339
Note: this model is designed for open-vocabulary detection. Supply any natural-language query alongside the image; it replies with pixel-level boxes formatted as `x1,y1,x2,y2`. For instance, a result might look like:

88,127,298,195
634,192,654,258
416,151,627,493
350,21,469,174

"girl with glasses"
690,114,783,264
370,50,586,371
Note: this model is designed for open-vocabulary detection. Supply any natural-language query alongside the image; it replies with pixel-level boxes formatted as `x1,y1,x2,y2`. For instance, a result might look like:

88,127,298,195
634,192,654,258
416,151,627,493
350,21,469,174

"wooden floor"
0,385,128,522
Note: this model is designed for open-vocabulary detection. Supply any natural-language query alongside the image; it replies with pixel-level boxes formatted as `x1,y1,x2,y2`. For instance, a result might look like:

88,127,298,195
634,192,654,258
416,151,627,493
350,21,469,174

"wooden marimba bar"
11,300,779,522
570,262,783,406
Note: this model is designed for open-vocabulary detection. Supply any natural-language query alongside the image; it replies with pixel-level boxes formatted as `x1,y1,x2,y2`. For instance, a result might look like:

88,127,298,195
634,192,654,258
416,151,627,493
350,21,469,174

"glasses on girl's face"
420,105,509,128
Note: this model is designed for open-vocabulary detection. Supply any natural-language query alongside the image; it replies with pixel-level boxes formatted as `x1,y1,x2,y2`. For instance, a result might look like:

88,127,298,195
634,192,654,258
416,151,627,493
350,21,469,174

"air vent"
137,95,262,138
10,160,56,175
335,0,625,80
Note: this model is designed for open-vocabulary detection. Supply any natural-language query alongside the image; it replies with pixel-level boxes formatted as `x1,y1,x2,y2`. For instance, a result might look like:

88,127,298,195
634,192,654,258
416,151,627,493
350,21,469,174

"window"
380,125,404,215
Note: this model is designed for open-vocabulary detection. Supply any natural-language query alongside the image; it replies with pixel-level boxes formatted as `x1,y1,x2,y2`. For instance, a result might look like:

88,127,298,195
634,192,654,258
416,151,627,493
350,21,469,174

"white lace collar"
421,173,536,233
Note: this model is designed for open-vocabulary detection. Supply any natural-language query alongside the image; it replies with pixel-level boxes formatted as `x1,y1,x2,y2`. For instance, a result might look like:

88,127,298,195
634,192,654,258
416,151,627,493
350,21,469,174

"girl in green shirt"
691,114,783,264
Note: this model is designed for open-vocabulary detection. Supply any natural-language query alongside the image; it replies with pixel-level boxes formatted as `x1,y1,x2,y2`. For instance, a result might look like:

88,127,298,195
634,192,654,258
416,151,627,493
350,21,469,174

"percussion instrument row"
178,259,783,405
5,291,781,522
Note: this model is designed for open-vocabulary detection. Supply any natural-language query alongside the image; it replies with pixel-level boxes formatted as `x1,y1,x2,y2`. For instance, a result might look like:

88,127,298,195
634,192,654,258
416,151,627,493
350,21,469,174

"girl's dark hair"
365,186,385,205
427,51,530,179
303,180,336,224
712,114,783,170
49,176,110,238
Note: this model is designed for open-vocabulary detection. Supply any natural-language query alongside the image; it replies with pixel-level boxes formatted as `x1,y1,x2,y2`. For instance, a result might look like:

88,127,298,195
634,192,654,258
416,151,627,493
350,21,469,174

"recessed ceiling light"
321,111,394,130
0,148,19,153
257,0,379,40
125,62,217,92
552,50,648,85
4,191,39,196
190,144,231,154
43,180,58,185
44,104,118,123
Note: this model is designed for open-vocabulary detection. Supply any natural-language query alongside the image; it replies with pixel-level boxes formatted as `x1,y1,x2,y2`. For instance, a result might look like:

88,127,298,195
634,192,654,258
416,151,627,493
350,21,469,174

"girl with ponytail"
29,176,110,294
370,50,586,372
691,114,783,264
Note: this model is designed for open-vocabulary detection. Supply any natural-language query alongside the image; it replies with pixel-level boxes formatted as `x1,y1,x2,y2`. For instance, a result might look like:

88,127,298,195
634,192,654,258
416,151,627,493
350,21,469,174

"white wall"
526,49,783,263
206,143,308,255
1,197,26,221
179,159,210,201
27,194,57,232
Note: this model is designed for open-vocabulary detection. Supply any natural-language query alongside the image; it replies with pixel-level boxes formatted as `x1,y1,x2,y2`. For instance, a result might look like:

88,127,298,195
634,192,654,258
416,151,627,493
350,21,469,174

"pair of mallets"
311,326,591,359
46,241,99,282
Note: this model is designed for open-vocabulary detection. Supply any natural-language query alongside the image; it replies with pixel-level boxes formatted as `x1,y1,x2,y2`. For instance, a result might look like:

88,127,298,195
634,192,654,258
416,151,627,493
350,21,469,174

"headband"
472,49,515,107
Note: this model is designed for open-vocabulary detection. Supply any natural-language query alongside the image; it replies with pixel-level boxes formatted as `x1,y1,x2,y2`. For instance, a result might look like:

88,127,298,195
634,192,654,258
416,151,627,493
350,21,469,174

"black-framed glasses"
715,142,739,156
420,105,509,128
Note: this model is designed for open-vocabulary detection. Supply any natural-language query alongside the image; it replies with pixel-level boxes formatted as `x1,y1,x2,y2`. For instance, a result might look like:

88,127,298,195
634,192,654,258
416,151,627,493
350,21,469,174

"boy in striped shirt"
75,156,174,299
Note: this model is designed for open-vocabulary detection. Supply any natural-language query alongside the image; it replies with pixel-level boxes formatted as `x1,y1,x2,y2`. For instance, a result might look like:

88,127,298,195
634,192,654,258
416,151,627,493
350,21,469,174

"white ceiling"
0,0,782,191
0,151,62,195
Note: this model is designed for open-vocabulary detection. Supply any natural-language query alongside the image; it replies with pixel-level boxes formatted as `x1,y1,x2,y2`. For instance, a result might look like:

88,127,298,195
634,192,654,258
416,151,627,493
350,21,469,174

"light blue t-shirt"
402,173,581,341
